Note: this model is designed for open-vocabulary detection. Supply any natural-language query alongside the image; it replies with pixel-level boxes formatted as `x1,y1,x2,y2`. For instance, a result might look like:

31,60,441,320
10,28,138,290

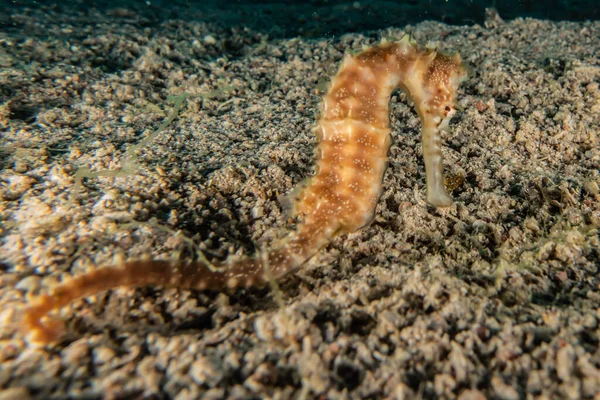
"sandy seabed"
0,5,599,400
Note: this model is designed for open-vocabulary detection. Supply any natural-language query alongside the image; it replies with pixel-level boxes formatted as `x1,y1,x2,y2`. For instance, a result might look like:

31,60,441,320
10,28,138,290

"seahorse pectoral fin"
279,177,313,218
277,191,296,216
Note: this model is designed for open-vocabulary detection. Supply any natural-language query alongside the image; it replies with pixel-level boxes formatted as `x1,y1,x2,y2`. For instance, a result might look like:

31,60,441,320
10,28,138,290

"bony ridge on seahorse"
23,34,467,343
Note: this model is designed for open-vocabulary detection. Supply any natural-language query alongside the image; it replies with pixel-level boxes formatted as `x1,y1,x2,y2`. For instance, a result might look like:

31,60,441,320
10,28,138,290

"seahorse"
22,35,467,343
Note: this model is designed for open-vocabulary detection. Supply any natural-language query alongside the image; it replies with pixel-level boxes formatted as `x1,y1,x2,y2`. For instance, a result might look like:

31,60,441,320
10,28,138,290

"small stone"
0,387,31,400
393,382,416,400
556,345,575,382
190,356,222,387
93,346,116,365
62,339,91,365
254,315,274,341
582,314,597,329
203,35,217,45
434,373,456,396
491,376,519,400
15,276,41,292
458,389,486,400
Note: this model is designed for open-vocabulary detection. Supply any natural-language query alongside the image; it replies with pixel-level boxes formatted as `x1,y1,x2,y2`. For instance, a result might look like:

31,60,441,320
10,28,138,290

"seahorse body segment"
23,35,466,343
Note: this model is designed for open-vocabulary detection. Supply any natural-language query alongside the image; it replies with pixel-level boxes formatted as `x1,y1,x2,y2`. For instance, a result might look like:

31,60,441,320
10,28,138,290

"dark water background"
1,0,598,38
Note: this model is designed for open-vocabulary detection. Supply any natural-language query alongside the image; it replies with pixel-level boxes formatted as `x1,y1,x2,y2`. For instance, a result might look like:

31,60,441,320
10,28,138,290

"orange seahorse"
23,35,467,343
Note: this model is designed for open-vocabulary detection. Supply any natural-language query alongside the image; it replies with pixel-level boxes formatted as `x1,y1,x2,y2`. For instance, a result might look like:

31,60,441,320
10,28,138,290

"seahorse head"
422,51,467,129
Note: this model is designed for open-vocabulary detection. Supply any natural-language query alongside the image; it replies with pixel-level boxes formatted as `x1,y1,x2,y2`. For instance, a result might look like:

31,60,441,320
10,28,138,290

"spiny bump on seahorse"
22,34,467,344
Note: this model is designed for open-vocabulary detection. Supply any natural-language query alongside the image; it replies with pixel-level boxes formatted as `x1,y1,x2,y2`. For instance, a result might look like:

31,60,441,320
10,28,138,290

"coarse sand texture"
0,7,599,400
